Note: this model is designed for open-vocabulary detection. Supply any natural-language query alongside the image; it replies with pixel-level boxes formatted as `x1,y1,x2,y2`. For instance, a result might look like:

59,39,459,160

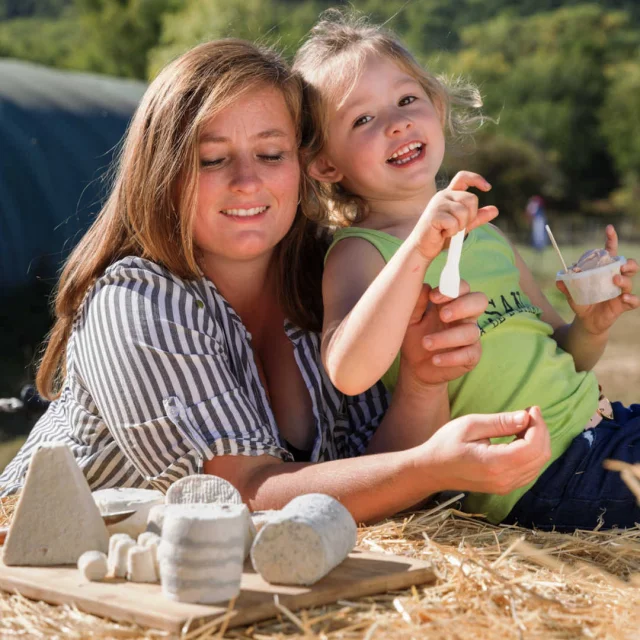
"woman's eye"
353,115,373,128
399,96,417,107
200,158,224,168
259,154,284,162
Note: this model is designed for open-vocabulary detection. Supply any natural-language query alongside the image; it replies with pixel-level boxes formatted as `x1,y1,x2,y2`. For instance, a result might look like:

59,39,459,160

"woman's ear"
308,154,344,184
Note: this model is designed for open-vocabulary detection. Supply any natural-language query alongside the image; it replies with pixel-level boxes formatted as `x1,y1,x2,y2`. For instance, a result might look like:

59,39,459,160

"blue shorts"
502,402,640,532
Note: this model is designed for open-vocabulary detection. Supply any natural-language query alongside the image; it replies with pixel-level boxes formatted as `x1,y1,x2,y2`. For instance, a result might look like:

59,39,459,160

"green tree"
436,5,639,204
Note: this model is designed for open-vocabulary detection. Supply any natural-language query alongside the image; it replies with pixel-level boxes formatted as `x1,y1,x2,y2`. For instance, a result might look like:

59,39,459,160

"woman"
0,40,550,523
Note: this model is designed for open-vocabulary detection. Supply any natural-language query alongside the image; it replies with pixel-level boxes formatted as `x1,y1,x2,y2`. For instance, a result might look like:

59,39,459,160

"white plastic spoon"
439,229,465,298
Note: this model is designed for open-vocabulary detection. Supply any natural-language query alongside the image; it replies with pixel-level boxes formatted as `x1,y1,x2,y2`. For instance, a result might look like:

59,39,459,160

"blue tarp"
0,59,145,291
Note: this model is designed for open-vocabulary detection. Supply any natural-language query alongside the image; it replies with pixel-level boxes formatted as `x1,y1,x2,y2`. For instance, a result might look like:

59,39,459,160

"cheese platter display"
0,446,436,634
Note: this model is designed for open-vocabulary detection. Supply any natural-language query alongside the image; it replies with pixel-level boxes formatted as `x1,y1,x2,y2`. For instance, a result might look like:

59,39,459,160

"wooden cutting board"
0,549,435,634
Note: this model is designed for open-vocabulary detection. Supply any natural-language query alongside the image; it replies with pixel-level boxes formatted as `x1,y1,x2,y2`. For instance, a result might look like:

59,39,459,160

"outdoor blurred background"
1,0,639,469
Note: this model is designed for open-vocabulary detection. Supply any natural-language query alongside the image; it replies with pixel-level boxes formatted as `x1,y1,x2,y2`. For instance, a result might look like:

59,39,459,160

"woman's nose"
230,159,262,193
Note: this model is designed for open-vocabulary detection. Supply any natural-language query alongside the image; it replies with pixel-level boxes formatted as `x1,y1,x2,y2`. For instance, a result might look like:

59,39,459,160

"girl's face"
311,54,445,210
193,86,300,269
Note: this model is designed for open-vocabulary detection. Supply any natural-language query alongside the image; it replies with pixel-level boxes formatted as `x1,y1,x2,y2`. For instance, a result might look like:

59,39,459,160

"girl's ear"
308,154,344,184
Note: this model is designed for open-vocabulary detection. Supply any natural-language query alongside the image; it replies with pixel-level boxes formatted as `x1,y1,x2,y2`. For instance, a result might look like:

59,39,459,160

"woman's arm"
205,406,550,524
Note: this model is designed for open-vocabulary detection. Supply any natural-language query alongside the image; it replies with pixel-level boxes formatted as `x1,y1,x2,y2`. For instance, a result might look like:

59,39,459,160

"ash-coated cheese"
158,504,246,604
93,488,165,538
78,551,108,581
127,545,158,583
165,474,242,505
3,444,109,566
250,493,357,586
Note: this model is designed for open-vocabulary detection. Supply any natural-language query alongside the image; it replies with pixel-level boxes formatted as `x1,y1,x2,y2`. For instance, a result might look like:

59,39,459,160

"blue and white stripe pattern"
0,257,389,496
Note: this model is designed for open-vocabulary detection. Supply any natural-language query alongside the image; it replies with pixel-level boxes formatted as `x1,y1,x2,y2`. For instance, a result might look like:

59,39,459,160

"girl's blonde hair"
294,9,485,226
38,39,327,400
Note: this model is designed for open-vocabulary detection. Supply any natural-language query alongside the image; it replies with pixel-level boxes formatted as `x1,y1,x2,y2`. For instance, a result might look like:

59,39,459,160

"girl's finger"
604,224,618,256
422,323,481,351
620,293,640,309
448,171,491,193
467,205,499,231
613,274,635,293
621,259,639,275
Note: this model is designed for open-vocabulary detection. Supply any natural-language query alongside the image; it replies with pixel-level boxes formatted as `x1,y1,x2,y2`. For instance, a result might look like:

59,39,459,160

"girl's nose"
386,115,413,137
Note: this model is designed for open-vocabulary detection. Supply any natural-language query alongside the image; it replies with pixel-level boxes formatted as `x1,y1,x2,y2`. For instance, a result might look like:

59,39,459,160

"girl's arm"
322,171,497,396
507,226,638,372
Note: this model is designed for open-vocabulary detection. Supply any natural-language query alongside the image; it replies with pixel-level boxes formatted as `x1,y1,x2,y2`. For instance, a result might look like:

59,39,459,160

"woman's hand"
399,280,487,388
412,171,498,261
415,406,551,495
556,225,639,336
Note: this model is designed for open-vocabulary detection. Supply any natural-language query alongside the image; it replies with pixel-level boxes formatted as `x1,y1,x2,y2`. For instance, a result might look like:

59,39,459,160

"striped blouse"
0,257,389,496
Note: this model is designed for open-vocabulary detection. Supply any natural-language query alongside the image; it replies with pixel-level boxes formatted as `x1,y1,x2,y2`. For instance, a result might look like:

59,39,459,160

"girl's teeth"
389,142,422,160
222,206,268,217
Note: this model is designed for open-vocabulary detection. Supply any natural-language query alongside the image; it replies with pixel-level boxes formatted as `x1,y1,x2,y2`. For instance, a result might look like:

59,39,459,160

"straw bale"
1,493,639,639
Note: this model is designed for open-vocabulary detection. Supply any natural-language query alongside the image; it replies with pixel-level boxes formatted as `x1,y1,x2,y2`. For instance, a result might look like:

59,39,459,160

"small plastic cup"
556,256,626,305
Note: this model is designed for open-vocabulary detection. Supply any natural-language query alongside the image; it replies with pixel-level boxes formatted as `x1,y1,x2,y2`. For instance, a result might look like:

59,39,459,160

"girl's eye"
353,115,373,128
399,96,417,107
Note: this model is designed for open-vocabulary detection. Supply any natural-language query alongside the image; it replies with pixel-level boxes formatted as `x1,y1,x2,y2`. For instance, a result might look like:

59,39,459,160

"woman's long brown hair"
37,39,326,400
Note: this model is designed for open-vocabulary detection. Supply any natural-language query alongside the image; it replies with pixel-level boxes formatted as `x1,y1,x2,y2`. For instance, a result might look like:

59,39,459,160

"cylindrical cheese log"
166,474,242,505
127,545,158,583
159,504,246,604
109,537,136,579
250,494,357,586
251,510,280,532
93,488,165,538
78,550,108,581
146,504,166,535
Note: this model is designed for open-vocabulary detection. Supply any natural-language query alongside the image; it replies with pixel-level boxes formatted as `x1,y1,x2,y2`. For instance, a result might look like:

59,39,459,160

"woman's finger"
437,291,488,323
431,343,481,369
422,323,481,351
613,274,635,294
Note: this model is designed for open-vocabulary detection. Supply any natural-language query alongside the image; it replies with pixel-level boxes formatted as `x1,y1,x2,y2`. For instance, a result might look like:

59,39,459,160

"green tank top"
327,225,599,523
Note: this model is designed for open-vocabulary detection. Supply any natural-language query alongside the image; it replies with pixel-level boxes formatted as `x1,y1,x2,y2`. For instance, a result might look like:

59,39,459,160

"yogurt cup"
556,256,626,305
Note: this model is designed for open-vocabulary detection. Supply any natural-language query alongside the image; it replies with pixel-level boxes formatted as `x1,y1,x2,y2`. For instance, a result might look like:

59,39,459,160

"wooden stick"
545,225,568,272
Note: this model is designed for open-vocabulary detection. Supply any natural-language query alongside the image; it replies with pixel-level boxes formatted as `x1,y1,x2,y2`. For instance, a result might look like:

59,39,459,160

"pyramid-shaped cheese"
3,444,109,566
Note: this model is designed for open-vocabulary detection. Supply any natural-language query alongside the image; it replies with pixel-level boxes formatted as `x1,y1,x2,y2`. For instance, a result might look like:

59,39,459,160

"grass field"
0,242,638,474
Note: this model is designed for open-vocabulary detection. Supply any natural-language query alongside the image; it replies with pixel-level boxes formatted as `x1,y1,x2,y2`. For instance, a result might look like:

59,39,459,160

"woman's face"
193,86,300,269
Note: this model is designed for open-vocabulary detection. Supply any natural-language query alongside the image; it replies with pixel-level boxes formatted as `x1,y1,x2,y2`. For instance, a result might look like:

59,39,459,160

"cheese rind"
93,488,165,538
78,551,108,581
250,493,357,586
3,444,109,566
165,474,242,505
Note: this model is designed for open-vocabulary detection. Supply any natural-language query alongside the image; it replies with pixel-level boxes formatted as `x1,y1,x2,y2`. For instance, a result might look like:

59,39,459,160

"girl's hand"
417,406,551,495
556,225,639,336
413,171,499,260
399,280,487,388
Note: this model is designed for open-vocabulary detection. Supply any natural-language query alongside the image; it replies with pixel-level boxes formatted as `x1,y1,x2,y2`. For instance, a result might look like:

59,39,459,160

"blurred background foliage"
1,0,639,427
1,0,639,227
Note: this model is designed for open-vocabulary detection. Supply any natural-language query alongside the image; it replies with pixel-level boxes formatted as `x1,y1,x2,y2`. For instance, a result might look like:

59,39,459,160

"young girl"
294,12,640,531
